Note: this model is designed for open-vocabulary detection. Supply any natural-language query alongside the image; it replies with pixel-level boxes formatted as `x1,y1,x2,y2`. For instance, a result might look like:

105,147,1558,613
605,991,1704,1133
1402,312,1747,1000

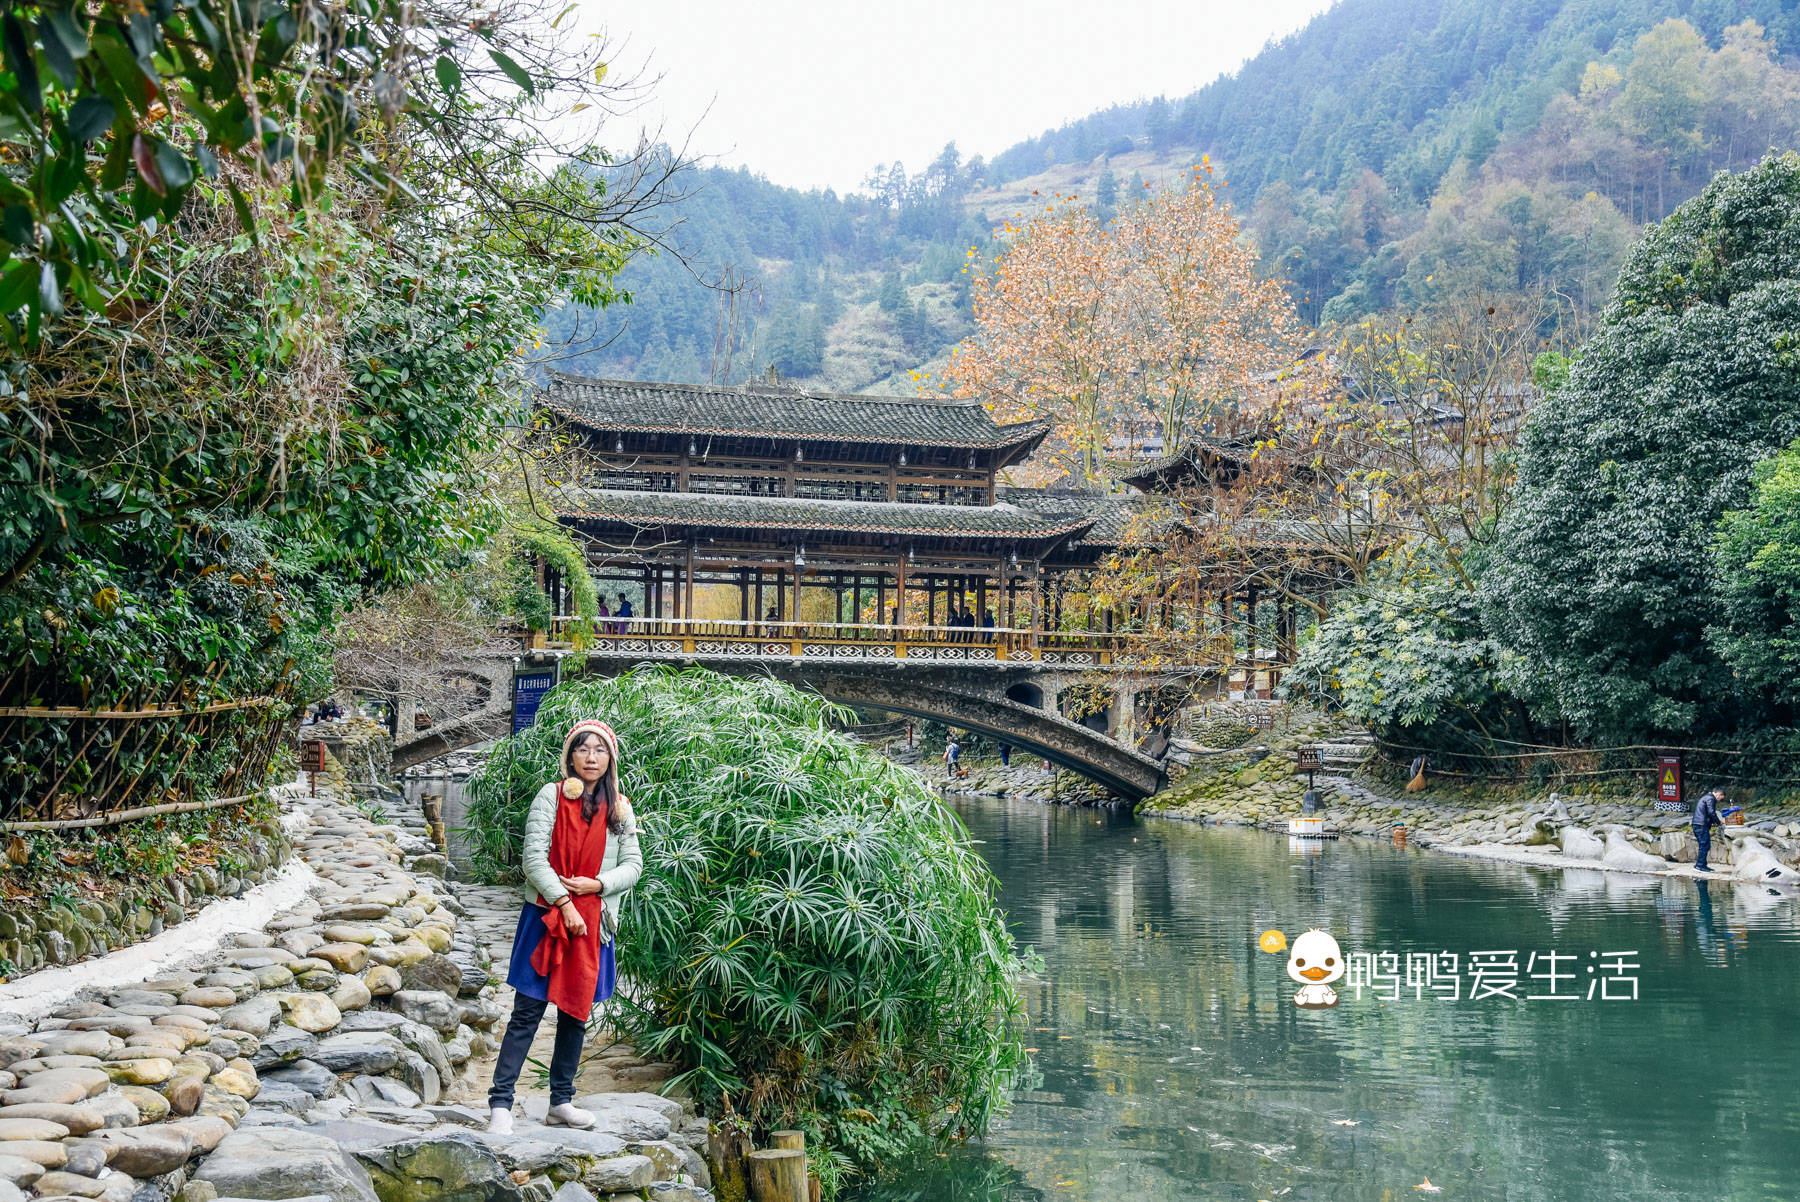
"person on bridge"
1691,785,1727,872
983,610,997,642
488,720,642,1135
614,594,633,634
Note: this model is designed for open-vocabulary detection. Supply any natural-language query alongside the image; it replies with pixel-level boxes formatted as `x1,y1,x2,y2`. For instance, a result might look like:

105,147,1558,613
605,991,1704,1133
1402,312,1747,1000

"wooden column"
791,563,803,627
681,542,695,621
894,555,907,627
1028,564,1042,647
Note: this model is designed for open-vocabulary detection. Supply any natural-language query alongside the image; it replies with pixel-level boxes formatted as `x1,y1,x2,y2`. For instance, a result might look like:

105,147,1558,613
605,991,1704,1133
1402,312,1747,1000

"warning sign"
1657,754,1682,803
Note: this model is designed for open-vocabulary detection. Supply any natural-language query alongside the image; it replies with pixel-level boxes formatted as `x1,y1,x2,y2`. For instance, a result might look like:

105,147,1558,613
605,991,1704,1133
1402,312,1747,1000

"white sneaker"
487,1107,513,1135
545,1102,596,1129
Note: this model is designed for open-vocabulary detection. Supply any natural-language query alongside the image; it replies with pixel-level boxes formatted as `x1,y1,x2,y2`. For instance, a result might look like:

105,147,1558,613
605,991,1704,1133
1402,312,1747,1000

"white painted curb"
0,857,321,1023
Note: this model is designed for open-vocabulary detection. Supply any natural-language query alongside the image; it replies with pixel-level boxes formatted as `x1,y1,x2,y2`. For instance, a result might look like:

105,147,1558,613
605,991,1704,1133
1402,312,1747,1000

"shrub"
465,666,1031,1192
1285,572,1538,759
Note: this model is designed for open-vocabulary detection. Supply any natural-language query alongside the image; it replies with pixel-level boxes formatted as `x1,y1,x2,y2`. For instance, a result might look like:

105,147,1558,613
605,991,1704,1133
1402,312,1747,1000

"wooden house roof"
540,373,1050,459
555,488,1096,544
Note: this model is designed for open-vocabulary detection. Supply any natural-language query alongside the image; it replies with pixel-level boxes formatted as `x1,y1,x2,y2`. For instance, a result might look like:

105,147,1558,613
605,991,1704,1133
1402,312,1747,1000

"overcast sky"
585,0,1337,194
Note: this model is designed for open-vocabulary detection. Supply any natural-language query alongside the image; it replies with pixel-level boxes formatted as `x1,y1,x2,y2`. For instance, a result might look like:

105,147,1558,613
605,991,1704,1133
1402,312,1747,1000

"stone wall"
0,791,714,1202
0,817,291,977
307,718,396,796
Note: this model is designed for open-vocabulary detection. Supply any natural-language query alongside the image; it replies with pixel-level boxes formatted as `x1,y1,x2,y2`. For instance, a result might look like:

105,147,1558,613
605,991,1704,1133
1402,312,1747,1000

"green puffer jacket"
517,782,643,930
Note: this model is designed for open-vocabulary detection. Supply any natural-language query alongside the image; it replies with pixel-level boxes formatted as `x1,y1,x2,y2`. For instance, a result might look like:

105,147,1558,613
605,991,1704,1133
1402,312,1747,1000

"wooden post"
768,1132,815,1202
747,1148,807,1202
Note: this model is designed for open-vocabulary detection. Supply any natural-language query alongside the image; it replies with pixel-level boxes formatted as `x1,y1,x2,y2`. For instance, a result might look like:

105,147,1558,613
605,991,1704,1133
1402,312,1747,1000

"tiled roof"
540,373,1050,452
1115,438,1260,492
555,488,1097,542
1002,490,1173,548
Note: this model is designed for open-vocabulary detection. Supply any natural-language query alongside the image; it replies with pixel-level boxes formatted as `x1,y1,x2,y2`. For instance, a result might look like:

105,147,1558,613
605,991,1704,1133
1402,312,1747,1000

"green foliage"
544,152,994,388
1286,572,1534,755
0,794,282,905
512,524,598,623
465,666,1031,1188
1713,440,1800,711
0,0,554,341
1482,153,1800,743
0,0,648,818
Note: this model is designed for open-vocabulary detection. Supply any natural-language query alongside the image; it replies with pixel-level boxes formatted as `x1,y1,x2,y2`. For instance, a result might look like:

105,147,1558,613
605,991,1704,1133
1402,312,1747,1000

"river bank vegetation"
465,666,1033,1197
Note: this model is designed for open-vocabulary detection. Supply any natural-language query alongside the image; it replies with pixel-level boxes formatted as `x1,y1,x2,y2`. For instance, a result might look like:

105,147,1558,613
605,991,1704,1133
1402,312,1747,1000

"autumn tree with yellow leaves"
944,166,1302,483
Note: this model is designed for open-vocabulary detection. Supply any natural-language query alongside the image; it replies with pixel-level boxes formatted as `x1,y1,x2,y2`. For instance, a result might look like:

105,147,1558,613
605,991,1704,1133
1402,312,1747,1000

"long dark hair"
564,732,626,834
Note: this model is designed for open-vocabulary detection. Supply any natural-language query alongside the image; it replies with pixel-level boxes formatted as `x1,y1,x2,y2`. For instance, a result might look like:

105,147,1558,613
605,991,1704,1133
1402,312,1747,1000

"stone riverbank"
902,701,1800,888
0,787,714,1202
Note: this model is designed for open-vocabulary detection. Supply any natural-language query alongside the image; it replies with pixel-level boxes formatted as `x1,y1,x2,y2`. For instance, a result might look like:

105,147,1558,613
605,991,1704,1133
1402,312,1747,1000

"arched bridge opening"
395,655,1167,800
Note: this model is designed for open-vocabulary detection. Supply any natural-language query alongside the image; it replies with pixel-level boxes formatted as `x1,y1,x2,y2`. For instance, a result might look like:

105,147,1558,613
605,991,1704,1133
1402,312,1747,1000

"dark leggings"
488,991,585,1108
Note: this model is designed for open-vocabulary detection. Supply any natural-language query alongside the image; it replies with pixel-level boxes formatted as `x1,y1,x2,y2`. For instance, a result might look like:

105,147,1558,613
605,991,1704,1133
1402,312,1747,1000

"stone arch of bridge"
754,668,1164,800
394,656,1166,799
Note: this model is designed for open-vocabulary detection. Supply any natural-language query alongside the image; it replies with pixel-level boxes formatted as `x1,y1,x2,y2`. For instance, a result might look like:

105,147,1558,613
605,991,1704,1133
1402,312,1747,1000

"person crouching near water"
488,720,642,1134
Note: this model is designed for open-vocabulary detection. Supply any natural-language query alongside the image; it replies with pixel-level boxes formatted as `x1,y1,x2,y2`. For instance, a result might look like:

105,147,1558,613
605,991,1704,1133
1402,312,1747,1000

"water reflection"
852,798,1800,1202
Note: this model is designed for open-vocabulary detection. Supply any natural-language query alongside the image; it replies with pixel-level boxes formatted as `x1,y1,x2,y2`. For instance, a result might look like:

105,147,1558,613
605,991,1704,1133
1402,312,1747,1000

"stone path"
0,790,713,1202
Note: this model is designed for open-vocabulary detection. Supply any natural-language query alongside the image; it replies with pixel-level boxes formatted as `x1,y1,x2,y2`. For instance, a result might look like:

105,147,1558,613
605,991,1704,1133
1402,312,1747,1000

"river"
852,796,1800,1202
408,771,1800,1200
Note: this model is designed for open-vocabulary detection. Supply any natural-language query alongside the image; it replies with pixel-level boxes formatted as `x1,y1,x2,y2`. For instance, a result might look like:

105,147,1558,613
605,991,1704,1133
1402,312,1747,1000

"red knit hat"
560,720,621,800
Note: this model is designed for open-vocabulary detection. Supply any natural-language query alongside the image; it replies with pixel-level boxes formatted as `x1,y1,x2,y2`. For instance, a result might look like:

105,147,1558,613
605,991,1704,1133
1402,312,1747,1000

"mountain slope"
550,0,1800,388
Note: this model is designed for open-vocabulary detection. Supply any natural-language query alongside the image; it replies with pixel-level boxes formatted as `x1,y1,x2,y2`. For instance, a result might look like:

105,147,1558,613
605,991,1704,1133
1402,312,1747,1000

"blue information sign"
512,671,555,733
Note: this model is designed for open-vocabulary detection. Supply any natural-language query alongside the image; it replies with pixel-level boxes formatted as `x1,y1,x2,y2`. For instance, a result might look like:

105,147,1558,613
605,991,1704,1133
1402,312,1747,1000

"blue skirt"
505,903,616,1009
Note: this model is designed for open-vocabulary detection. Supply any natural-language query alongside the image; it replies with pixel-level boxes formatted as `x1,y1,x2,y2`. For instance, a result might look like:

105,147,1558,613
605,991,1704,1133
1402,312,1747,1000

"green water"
854,798,1800,1202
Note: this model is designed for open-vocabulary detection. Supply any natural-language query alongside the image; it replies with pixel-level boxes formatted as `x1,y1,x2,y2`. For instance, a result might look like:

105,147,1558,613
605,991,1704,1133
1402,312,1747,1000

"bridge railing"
532,616,1145,667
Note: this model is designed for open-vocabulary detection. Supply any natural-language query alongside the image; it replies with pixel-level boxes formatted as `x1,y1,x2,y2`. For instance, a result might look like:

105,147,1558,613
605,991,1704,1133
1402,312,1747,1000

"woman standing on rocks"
488,719,642,1133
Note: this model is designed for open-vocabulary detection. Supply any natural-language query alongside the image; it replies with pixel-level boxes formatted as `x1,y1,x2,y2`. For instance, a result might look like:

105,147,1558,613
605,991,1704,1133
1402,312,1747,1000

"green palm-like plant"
463,665,1031,1193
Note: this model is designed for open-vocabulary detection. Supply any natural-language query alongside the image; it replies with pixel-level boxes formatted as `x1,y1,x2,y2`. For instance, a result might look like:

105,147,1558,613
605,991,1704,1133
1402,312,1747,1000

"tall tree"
1481,154,1800,742
946,172,1301,479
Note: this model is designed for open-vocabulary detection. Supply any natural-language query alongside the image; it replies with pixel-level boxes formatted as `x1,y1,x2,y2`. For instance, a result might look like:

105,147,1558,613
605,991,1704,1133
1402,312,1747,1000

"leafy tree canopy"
1712,439,1800,712
1481,152,1800,743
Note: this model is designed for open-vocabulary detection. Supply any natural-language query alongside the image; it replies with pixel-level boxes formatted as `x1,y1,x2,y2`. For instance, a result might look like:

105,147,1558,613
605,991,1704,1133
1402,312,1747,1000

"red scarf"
530,790,610,1020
